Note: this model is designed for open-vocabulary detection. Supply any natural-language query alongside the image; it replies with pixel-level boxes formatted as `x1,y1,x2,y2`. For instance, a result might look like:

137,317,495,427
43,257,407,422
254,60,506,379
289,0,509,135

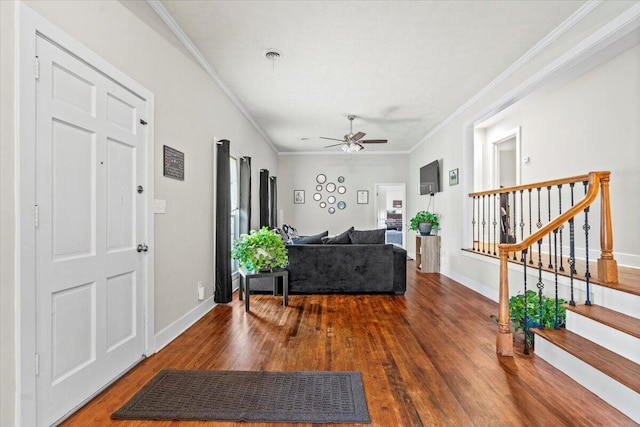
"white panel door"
35,35,147,425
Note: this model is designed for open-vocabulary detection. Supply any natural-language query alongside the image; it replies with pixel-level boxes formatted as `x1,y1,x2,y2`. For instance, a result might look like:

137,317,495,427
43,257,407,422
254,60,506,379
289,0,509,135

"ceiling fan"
305,115,388,152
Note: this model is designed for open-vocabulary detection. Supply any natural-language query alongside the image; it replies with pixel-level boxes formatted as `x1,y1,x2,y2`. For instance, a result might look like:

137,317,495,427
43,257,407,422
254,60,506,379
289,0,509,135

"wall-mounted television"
419,160,441,195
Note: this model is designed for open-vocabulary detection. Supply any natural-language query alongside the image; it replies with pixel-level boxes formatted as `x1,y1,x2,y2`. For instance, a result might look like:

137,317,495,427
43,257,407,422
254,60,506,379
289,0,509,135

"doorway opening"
374,183,406,249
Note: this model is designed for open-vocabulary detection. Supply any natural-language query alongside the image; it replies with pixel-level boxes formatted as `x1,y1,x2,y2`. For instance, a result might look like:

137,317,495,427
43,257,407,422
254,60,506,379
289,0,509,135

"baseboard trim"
442,267,499,303
154,297,216,353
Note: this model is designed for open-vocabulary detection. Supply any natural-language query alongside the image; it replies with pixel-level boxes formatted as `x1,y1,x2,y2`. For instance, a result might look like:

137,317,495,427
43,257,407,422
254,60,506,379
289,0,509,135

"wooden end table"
238,268,289,312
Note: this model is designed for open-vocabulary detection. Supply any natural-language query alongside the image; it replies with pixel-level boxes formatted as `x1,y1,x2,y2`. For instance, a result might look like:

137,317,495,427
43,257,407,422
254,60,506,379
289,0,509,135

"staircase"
532,276,640,424
468,172,639,424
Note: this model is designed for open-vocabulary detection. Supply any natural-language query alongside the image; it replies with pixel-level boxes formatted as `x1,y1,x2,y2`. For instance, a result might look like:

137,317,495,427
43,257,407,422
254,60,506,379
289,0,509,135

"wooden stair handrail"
469,173,590,198
497,171,607,255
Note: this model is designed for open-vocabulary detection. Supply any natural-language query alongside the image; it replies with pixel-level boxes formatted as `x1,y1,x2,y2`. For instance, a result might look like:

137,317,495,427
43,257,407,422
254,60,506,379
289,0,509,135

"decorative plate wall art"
312,174,349,212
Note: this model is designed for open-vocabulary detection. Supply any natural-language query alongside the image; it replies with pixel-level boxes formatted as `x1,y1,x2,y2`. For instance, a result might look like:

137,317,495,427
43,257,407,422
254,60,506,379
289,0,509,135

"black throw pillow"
349,228,386,244
291,230,328,244
321,227,354,244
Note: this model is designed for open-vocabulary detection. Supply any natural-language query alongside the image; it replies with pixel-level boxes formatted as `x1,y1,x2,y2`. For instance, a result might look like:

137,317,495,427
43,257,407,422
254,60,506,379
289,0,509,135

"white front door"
35,35,147,425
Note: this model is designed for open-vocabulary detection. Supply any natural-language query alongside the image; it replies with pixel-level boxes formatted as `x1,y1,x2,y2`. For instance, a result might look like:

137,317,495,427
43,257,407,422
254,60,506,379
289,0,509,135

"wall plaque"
163,145,184,180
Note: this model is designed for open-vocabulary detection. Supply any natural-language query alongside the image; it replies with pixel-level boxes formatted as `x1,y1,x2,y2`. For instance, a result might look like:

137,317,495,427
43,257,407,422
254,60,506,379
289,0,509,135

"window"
230,155,240,273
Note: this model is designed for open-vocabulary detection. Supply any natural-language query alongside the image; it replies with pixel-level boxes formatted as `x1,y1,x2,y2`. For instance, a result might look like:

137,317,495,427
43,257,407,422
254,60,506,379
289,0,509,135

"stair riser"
535,336,640,424
566,311,640,364
593,284,640,319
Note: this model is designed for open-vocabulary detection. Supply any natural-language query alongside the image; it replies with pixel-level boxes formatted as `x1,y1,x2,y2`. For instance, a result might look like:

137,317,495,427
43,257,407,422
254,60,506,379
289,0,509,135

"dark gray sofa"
285,244,406,295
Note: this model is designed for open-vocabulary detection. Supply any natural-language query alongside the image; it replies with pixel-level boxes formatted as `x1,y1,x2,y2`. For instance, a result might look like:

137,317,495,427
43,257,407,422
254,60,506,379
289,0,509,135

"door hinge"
35,56,40,80
34,205,39,228
35,353,40,376
139,119,147,126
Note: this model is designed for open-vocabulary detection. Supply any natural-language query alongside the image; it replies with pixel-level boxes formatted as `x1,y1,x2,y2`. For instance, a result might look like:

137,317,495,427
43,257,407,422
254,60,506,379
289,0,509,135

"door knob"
137,244,148,253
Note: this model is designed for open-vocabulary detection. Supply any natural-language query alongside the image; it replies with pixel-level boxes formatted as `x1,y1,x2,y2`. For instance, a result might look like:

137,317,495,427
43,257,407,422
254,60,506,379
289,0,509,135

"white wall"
408,5,640,298
0,2,276,424
480,43,640,266
277,153,409,235
0,2,17,426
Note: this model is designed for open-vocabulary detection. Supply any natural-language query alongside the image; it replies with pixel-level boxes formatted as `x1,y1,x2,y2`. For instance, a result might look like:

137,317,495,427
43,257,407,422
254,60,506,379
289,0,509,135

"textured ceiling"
156,0,586,153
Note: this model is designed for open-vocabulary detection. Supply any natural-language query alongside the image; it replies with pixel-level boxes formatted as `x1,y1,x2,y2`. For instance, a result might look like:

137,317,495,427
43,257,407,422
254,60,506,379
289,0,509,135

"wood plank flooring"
62,262,638,426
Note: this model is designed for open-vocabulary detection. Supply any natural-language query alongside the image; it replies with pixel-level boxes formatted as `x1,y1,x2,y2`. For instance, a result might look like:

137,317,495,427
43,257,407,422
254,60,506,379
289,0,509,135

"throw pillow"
273,227,289,243
349,228,386,244
321,226,354,244
291,230,328,245
281,223,299,242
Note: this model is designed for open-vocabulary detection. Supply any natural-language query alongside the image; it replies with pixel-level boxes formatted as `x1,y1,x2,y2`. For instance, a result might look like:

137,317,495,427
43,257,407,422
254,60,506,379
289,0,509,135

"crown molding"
410,0,604,153
278,150,410,156
146,0,278,154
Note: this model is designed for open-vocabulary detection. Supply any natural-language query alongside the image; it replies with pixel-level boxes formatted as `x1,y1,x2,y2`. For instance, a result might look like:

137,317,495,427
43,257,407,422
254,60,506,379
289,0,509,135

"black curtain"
239,157,251,235
215,139,232,303
269,176,277,228
259,169,269,228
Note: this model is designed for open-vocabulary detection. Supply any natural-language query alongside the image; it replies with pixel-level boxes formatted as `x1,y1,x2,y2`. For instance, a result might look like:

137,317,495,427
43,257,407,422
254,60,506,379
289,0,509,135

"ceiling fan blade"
323,143,345,148
319,136,346,142
361,139,388,144
351,131,366,141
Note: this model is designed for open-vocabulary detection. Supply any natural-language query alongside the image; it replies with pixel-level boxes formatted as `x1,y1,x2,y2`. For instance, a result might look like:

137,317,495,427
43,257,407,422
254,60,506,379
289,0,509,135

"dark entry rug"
112,369,370,423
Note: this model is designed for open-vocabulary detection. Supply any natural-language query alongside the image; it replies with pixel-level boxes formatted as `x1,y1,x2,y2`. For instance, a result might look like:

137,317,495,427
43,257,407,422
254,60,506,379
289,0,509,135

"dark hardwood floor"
62,261,638,426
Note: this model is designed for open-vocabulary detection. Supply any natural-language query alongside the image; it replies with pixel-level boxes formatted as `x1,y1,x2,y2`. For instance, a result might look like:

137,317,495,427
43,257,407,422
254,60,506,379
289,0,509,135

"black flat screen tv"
419,160,440,195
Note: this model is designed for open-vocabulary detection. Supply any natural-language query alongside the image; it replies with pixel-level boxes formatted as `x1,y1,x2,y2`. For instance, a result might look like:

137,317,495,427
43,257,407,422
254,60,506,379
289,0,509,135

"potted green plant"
490,290,567,347
232,227,288,272
409,210,439,235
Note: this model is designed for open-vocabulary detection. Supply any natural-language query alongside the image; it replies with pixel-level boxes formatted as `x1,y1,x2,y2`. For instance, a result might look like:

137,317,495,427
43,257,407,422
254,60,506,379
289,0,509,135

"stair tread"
532,328,640,394
563,304,640,339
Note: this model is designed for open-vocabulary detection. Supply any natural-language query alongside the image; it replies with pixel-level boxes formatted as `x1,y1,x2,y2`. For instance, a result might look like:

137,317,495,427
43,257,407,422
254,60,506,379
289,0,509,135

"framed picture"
163,145,184,180
357,190,369,204
294,190,305,204
393,200,402,208
449,168,459,186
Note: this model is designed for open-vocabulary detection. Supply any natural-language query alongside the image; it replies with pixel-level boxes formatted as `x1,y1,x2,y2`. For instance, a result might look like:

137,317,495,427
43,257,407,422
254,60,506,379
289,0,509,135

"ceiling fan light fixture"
341,144,349,152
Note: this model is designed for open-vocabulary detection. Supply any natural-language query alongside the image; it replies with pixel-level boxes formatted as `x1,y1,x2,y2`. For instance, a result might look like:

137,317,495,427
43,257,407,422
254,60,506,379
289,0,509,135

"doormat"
112,369,370,423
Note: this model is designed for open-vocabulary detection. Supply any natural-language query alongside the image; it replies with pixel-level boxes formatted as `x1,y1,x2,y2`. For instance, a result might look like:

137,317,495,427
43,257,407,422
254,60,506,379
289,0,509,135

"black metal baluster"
553,227,560,329
492,194,497,255
536,188,542,265
512,191,517,260
558,184,565,272
547,186,553,268
520,190,525,262
537,238,545,330
569,215,576,306
568,183,576,306
570,183,577,274
472,196,477,251
523,247,530,355
583,181,592,306
488,195,492,255
528,189,533,264
482,195,486,253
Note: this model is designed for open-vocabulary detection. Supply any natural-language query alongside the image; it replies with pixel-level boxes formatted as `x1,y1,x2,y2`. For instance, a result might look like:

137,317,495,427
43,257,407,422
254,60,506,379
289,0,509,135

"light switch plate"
154,199,166,214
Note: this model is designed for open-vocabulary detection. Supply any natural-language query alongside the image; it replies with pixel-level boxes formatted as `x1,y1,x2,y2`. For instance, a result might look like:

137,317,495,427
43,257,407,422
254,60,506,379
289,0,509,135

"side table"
238,269,289,312
415,235,440,273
